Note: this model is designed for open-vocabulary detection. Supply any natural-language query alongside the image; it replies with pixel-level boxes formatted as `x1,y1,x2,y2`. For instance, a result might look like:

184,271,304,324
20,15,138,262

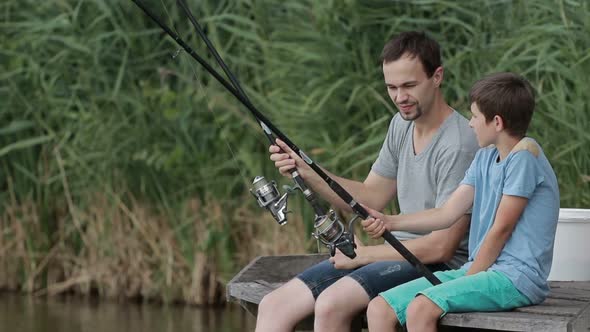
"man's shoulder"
442,111,476,136
436,111,479,153
387,113,413,140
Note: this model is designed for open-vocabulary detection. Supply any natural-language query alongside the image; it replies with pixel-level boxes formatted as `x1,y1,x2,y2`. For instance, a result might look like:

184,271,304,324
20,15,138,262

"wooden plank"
229,254,328,284
551,281,590,292
441,311,570,331
514,298,587,316
570,303,590,332
547,287,590,301
227,254,328,304
227,254,590,331
228,281,277,304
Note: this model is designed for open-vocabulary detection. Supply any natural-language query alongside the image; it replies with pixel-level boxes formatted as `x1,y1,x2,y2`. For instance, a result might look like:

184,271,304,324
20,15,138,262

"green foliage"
1,0,589,297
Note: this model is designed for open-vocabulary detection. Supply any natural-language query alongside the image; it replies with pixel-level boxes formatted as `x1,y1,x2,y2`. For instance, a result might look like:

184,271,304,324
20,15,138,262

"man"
255,31,479,332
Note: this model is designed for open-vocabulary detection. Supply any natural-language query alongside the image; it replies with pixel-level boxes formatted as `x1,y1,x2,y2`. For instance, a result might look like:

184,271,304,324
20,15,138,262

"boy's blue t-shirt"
460,138,560,304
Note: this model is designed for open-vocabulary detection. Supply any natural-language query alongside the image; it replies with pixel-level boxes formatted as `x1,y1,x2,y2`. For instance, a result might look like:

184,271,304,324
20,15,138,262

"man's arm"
331,214,470,269
270,139,397,212
466,195,527,275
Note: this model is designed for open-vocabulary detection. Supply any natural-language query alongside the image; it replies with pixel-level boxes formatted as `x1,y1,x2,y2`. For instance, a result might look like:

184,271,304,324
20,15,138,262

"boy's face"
383,54,441,121
469,102,497,147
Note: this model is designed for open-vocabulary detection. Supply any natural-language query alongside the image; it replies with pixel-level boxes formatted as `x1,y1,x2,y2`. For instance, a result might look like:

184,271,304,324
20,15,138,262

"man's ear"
433,66,444,87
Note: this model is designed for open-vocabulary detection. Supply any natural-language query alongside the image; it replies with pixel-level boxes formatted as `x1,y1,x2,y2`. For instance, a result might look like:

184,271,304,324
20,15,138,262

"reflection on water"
0,292,255,332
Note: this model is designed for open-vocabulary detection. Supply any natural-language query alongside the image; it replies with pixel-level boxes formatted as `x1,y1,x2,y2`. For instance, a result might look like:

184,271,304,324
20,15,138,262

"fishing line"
131,0,442,285
156,0,253,190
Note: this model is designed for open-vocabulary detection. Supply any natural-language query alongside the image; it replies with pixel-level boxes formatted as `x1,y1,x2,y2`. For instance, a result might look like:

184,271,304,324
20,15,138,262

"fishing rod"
130,0,357,260
174,0,320,225
174,0,359,259
130,0,441,285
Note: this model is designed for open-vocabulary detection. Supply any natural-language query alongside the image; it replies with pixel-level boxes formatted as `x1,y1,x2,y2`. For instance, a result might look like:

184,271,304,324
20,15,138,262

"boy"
361,72,560,332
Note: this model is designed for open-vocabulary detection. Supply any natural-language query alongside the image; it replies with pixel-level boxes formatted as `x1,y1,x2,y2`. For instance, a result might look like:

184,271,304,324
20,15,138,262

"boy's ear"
494,115,505,132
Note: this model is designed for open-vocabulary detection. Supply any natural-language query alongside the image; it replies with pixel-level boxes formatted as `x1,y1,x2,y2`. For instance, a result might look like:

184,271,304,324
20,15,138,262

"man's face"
469,102,497,147
382,54,438,121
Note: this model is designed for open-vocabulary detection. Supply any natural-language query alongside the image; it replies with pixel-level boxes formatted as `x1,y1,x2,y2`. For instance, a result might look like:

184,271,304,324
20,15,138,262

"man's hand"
361,206,388,238
329,248,366,269
269,139,313,180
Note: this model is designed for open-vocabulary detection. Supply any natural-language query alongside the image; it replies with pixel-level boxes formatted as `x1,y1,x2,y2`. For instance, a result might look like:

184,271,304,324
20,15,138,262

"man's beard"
399,104,423,121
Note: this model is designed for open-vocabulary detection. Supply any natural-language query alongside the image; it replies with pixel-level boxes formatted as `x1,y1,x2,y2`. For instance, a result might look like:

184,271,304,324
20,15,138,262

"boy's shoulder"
478,138,543,162
510,137,541,158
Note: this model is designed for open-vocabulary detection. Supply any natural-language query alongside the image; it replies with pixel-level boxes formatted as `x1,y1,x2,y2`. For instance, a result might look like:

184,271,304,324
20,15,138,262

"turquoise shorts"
379,269,532,326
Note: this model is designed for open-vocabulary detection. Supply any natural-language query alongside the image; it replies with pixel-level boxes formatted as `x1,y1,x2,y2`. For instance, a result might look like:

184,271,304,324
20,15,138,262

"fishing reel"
250,176,289,225
250,176,359,259
312,210,359,259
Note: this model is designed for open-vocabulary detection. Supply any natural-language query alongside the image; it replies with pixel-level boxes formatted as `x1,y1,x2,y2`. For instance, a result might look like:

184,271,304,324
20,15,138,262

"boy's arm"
331,215,470,269
363,184,475,236
466,194,528,275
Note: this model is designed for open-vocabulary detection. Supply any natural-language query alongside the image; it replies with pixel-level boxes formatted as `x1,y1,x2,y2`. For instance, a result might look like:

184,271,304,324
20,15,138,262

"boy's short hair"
469,72,535,137
381,31,442,78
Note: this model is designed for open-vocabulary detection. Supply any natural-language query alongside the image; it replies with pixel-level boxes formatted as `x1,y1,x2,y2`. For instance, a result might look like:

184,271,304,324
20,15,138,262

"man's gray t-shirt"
371,110,478,268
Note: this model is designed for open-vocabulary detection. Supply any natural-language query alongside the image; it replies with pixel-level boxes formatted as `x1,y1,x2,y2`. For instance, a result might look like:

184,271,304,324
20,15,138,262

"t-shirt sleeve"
460,149,481,188
503,151,545,198
435,146,477,207
371,116,400,179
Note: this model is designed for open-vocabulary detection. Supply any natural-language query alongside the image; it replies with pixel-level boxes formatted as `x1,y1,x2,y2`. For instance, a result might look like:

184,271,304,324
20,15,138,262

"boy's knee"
406,295,441,323
367,296,397,324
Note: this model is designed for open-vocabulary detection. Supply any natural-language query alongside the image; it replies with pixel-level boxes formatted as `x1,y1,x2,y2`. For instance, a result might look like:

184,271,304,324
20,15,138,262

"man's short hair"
469,72,535,137
380,31,442,77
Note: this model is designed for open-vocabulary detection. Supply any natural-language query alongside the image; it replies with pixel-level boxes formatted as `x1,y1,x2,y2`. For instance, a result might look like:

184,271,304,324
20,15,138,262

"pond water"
0,292,255,332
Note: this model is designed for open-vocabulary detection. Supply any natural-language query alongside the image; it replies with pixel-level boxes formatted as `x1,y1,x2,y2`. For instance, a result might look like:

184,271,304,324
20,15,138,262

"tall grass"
1,0,589,303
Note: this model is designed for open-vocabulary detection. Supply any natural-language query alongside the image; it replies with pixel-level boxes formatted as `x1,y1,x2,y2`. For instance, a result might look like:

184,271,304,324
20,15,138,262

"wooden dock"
227,254,590,331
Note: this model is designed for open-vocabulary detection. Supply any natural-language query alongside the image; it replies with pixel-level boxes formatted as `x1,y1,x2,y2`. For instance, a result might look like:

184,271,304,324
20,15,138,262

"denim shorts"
296,259,449,299
380,269,532,325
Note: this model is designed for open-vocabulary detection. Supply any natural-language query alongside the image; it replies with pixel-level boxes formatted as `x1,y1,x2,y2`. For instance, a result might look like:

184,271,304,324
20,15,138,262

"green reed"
0,0,588,303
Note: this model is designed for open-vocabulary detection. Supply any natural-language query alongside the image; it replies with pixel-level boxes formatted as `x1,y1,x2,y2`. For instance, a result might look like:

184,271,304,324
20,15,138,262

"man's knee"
314,291,339,318
315,287,354,319
258,290,279,316
315,277,370,318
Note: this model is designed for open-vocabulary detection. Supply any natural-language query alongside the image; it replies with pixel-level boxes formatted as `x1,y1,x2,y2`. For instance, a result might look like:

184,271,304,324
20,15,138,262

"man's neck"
413,93,453,137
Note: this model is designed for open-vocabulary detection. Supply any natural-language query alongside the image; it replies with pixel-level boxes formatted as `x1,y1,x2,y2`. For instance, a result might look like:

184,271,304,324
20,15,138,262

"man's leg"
255,278,314,332
313,261,446,332
255,260,353,332
314,277,370,332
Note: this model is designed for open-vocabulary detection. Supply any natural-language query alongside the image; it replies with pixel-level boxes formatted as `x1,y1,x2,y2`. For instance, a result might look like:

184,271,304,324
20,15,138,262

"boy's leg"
406,295,443,332
416,270,532,317
367,296,400,332
377,270,463,326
